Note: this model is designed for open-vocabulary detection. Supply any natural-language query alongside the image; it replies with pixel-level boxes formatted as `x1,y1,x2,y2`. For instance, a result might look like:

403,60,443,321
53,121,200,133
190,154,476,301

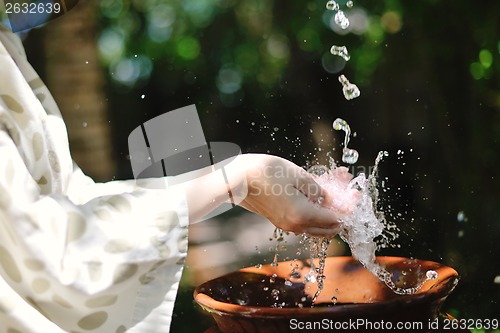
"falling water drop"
334,10,350,29
338,74,360,100
426,270,438,280
307,165,329,176
333,118,359,164
333,118,350,133
330,45,351,61
326,0,339,11
346,0,354,8
457,211,467,223
342,148,359,164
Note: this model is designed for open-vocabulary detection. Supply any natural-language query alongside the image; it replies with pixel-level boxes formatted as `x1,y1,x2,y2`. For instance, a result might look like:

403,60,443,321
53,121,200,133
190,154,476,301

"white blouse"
0,25,188,333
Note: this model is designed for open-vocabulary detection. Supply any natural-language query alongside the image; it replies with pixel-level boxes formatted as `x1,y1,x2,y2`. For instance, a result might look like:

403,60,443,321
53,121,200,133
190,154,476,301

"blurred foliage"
96,0,406,92
94,0,500,332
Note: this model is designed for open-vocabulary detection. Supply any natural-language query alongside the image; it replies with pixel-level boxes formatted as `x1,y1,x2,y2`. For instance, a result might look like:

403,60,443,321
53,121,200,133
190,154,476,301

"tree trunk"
43,0,115,181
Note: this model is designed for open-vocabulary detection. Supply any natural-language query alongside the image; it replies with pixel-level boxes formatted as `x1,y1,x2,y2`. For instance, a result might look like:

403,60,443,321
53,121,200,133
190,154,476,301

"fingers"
331,166,354,184
303,226,341,237
295,169,325,204
237,155,345,237
287,187,343,235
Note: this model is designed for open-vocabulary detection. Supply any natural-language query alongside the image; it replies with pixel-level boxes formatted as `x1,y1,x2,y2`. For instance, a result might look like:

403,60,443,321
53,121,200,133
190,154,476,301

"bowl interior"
194,256,459,312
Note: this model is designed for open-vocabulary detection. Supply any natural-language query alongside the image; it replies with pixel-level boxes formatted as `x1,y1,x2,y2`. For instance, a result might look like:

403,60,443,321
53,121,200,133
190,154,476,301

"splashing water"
346,0,354,8
338,74,360,100
334,10,350,29
330,45,351,61
333,118,359,164
310,150,438,296
264,151,438,303
300,236,331,303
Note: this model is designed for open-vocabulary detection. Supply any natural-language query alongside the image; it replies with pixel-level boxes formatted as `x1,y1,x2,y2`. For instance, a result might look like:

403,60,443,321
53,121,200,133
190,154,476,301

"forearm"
177,154,249,223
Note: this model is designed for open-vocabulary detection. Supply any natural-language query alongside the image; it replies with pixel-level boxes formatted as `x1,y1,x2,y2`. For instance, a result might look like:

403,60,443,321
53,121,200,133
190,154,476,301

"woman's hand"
314,165,361,217
235,154,348,237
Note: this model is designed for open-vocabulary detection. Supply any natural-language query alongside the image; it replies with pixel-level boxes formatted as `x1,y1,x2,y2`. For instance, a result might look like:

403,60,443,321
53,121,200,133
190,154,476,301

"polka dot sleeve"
0,27,188,332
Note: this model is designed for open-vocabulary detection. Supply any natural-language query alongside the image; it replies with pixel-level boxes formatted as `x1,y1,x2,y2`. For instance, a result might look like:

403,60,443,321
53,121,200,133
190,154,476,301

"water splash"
332,118,359,164
312,151,439,296
330,45,351,61
308,164,329,177
300,236,331,303
376,268,438,295
338,74,360,100
346,0,354,8
334,10,350,29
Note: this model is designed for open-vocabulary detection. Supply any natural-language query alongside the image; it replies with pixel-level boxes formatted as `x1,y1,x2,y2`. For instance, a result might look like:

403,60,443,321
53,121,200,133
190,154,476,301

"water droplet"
308,165,329,176
271,289,280,300
346,0,354,8
426,270,438,280
334,10,350,29
82,122,88,128
284,280,293,287
338,75,360,100
331,296,338,304
141,94,145,99
255,264,262,269
263,286,269,291
326,0,339,11
330,45,351,61
342,148,359,164
494,275,500,284
333,117,350,132
237,296,249,305
270,274,277,283
333,118,360,164
273,127,279,132
457,211,467,223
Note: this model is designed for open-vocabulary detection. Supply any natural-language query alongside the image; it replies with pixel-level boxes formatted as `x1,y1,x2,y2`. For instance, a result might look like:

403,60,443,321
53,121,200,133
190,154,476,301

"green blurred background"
11,0,500,331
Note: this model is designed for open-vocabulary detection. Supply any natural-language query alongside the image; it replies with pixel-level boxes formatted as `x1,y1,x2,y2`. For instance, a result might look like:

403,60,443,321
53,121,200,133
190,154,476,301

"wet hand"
316,166,361,218
236,154,344,237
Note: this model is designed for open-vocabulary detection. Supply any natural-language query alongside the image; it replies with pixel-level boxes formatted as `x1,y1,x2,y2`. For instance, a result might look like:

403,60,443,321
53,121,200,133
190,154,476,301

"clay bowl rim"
193,256,459,318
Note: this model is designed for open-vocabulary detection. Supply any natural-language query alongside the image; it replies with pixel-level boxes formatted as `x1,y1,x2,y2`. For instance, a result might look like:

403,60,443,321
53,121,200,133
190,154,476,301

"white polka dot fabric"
0,26,188,332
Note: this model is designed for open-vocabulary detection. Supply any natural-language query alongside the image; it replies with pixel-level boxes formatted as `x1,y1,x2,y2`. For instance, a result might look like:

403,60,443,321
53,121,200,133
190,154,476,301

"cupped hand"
315,166,361,217
236,154,345,237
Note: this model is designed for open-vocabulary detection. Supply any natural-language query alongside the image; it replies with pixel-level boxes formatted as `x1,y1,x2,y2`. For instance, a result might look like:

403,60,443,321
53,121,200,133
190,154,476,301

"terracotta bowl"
194,256,459,333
